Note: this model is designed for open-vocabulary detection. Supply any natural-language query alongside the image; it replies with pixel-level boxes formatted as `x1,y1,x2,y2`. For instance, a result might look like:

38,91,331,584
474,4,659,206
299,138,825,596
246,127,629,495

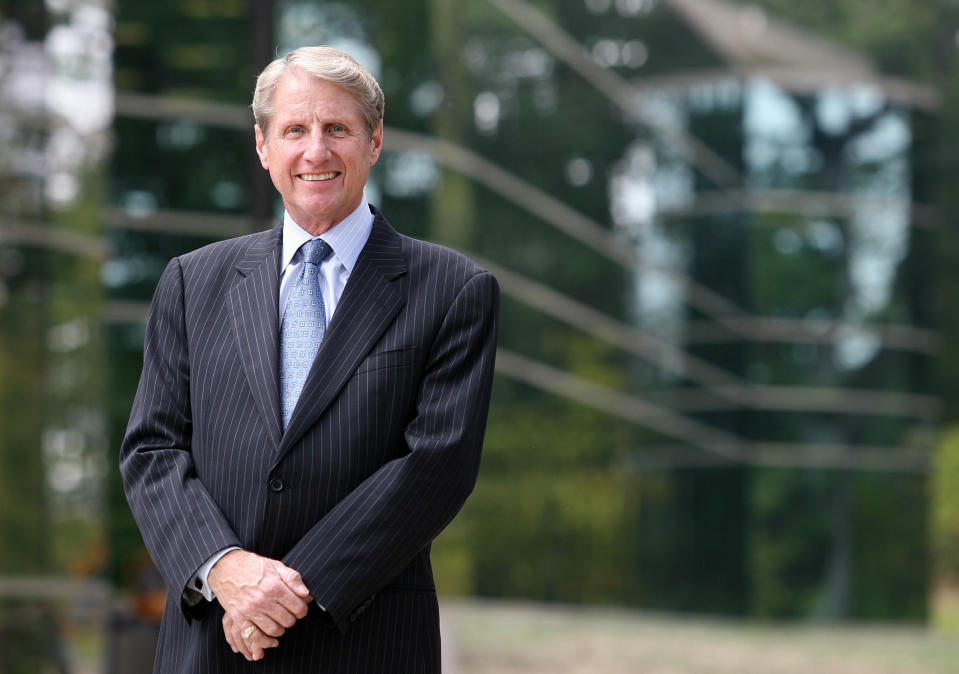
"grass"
441,600,959,674
11,596,959,672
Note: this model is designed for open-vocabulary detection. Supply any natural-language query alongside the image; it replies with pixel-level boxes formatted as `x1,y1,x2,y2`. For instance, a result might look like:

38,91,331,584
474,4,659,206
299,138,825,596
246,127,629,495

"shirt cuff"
188,546,241,602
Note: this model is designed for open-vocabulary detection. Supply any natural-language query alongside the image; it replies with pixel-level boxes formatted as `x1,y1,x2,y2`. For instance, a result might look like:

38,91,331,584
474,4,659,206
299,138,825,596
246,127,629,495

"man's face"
255,70,382,234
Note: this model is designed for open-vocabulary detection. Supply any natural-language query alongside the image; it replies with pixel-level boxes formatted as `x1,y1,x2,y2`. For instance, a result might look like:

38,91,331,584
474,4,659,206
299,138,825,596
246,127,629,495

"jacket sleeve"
119,257,241,618
282,270,500,633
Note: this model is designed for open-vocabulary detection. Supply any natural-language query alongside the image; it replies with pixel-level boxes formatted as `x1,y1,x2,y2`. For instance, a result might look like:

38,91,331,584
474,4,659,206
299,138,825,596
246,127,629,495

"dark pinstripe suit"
120,206,499,672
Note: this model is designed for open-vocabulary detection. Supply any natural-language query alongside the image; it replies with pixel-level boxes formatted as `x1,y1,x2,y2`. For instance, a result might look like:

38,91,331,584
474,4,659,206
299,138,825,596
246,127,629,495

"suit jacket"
120,206,500,673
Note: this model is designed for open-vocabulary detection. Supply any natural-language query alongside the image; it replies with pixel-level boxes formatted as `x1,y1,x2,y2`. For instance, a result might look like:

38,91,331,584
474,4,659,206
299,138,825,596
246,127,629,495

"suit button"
269,478,284,492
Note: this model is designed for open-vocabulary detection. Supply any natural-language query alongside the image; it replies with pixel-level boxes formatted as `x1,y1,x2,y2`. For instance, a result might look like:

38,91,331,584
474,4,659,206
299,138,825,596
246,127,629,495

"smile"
299,172,339,181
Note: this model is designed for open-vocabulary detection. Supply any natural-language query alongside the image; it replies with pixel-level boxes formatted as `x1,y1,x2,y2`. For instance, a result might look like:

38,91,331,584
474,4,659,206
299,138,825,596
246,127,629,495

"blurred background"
4,0,959,671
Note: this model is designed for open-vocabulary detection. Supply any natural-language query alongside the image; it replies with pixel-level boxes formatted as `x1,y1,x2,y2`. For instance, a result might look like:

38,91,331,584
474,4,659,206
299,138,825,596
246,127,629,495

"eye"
286,126,304,136
329,124,347,135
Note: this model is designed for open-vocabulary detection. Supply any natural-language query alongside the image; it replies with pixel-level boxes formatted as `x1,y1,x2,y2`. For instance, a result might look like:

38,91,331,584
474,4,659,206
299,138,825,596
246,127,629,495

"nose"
303,131,330,162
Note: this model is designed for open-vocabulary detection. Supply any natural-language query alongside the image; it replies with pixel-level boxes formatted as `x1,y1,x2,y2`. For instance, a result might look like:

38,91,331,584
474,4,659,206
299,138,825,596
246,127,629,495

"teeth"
300,172,337,181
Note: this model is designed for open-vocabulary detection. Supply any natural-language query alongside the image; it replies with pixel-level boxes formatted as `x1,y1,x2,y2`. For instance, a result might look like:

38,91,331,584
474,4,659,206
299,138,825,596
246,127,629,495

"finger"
261,598,301,629
250,612,288,639
230,587,301,630
252,571,308,621
222,614,240,655
228,619,254,661
250,629,279,652
255,581,308,624
277,563,311,598
269,565,311,613
223,614,249,658
246,627,278,662
267,563,311,618
275,590,311,620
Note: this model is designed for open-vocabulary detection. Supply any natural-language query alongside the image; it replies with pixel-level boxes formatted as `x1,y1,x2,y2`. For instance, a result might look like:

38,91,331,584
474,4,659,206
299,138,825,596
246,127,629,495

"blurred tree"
0,1,112,668
933,429,959,627
0,0,53,579
101,0,947,624
107,0,257,588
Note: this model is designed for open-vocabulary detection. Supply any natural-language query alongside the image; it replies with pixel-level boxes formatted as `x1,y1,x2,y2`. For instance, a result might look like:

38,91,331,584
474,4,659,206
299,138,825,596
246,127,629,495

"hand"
223,611,279,661
208,549,312,661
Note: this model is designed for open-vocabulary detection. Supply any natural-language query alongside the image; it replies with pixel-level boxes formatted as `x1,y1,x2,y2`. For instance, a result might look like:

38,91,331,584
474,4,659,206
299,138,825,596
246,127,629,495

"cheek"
267,148,296,177
258,141,280,171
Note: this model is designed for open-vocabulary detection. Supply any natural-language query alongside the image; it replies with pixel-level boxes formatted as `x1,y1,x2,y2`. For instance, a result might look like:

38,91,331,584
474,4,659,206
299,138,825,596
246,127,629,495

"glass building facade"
0,0,945,668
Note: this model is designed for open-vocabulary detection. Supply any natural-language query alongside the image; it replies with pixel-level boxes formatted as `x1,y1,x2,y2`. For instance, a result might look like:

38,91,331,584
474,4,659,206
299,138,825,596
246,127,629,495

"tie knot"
301,239,332,266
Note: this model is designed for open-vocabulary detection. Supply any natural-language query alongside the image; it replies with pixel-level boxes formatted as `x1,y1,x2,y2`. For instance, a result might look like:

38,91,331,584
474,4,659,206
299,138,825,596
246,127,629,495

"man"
120,45,499,672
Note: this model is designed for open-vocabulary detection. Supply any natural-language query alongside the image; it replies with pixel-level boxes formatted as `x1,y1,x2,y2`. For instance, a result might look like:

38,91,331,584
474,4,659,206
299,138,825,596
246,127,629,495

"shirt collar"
280,199,374,273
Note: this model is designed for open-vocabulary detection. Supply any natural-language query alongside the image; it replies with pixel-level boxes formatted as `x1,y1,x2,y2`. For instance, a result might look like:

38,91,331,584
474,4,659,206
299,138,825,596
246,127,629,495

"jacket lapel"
229,226,283,447
276,213,407,462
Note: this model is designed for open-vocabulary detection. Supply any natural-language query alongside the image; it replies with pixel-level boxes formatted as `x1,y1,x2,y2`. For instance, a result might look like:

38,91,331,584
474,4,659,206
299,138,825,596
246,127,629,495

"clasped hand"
207,549,313,661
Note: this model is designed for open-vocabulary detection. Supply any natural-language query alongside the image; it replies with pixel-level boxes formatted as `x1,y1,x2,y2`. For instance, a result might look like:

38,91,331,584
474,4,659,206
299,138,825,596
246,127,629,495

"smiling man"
120,45,500,673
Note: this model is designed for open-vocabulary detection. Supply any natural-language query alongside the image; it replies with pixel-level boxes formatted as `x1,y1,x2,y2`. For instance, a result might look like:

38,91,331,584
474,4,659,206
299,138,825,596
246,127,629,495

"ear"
369,122,383,166
254,124,269,170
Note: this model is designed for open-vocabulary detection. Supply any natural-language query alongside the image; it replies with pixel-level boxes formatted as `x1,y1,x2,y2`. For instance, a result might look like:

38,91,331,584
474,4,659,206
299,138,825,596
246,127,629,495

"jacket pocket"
356,346,415,374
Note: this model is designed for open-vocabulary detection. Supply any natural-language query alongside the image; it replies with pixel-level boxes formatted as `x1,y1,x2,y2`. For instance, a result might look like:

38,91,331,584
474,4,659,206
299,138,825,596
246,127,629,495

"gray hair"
252,45,385,136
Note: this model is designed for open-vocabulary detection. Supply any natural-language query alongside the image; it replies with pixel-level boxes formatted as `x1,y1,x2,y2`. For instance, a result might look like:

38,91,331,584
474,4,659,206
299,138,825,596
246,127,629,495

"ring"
242,625,258,640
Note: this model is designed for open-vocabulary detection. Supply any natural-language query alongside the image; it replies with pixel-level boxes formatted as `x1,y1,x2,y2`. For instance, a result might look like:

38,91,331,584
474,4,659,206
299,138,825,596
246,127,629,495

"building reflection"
0,0,946,669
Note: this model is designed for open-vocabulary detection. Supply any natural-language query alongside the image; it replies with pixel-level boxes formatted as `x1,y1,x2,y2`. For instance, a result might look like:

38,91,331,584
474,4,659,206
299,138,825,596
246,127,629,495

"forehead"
272,70,363,122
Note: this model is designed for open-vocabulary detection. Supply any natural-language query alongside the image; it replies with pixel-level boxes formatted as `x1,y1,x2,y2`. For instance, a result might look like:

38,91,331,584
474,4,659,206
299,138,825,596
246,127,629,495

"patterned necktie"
280,238,333,430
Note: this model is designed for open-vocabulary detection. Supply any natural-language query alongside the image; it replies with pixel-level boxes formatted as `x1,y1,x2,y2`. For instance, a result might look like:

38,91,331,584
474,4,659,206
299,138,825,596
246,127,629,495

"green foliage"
632,467,749,614
434,469,639,604
750,468,927,620
0,252,50,573
97,0,949,623
481,379,635,475
750,469,830,617
0,602,69,673
932,427,959,581
752,0,947,82
852,472,927,620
